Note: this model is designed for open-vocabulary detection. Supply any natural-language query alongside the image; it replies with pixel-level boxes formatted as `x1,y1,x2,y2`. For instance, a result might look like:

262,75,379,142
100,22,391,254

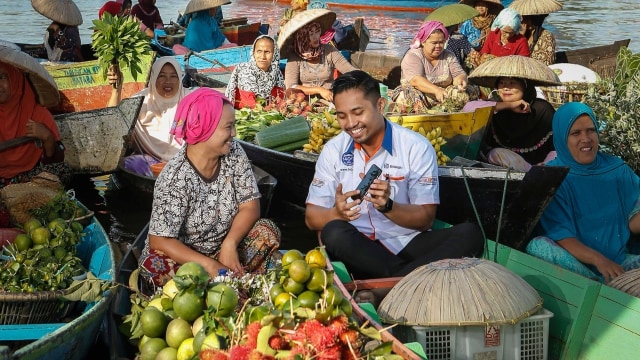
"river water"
1,0,640,251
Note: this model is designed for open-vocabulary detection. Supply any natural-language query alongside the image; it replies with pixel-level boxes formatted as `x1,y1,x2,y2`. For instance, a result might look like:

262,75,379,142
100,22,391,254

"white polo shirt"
306,120,439,254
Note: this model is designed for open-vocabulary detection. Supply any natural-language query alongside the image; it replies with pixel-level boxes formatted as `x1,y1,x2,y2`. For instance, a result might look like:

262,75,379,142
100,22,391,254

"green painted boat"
326,220,640,360
0,207,115,360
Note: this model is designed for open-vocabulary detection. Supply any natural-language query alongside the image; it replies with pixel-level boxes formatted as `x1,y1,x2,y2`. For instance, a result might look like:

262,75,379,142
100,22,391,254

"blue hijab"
183,10,227,52
541,102,640,265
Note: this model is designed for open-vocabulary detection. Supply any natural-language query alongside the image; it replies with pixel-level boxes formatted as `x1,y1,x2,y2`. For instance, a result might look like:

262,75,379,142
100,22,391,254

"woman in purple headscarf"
138,88,282,287
390,21,477,113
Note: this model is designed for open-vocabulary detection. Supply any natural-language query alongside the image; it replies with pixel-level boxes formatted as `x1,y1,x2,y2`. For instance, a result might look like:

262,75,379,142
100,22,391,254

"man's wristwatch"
379,198,393,213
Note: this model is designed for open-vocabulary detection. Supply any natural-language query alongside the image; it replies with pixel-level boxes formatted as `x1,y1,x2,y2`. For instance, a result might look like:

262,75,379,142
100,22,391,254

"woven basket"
539,82,589,109
0,289,75,325
0,173,63,225
609,268,640,298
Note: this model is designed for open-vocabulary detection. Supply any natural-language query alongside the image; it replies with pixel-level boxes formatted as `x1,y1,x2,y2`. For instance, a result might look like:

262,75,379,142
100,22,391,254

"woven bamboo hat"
31,0,83,26
509,0,563,16
468,55,561,88
0,45,59,107
609,268,640,298
277,8,337,58
459,0,504,12
378,258,543,326
184,0,232,15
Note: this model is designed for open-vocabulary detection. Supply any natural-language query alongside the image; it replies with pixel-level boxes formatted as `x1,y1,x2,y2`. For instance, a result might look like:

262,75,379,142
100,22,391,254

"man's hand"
335,183,361,221
366,178,391,212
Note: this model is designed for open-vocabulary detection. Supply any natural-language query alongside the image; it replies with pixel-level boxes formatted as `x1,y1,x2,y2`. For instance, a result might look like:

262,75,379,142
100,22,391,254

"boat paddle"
0,136,38,152
184,50,233,73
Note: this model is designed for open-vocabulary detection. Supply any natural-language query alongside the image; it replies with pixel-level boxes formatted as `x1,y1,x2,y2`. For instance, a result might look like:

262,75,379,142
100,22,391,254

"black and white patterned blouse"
142,140,261,258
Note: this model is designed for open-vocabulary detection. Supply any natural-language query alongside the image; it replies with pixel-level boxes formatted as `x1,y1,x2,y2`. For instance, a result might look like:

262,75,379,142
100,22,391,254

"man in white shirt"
305,70,483,279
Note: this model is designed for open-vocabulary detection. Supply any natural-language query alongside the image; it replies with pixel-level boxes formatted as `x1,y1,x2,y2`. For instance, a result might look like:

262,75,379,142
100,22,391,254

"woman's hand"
219,241,244,275
318,87,333,102
453,77,467,91
107,65,123,89
593,255,624,283
433,86,446,102
25,120,53,142
508,100,530,113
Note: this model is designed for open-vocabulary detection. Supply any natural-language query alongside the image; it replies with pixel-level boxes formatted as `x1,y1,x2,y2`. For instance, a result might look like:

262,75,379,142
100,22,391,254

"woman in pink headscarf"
138,88,282,287
390,21,477,113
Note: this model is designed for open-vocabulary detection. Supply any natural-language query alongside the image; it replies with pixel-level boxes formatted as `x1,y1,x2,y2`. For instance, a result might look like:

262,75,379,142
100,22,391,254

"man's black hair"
332,70,381,101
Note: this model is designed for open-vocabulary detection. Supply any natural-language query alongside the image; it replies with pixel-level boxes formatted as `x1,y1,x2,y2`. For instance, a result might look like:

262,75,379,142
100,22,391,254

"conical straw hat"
609,268,640,298
468,55,561,88
184,0,232,15
277,9,337,58
31,0,83,26
0,45,59,107
378,258,543,326
509,0,563,16
459,0,504,13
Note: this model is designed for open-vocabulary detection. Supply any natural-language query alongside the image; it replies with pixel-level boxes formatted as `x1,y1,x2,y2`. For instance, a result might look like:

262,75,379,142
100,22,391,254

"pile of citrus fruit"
0,217,86,292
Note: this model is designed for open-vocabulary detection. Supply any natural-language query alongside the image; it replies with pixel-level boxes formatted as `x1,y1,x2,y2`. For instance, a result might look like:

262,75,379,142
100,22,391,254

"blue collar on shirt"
345,119,394,156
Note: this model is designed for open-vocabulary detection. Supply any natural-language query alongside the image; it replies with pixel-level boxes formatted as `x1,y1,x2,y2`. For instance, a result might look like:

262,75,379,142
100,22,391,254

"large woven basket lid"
0,45,60,107
184,0,232,15
378,258,543,326
609,268,640,298
31,0,83,26
509,0,563,16
468,55,561,88
459,0,504,13
277,8,336,59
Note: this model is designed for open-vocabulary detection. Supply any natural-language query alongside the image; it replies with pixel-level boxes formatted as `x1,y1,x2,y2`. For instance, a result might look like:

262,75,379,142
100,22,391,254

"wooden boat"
0,209,116,359
14,47,154,114
352,39,632,88
269,0,455,12
324,228,640,360
54,96,144,175
109,166,278,358
17,43,97,62
114,160,278,217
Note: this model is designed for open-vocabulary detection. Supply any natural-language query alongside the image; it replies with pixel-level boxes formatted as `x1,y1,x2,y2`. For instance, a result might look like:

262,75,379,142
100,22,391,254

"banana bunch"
302,110,342,154
418,126,451,165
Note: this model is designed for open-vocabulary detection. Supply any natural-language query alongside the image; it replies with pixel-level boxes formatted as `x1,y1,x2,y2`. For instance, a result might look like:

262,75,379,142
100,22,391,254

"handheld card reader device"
352,164,382,200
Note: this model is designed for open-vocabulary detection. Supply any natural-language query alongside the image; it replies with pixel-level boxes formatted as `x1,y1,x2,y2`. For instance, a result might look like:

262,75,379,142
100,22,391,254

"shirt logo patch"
311,178,325,187
419,176,438,185
341,152,354,166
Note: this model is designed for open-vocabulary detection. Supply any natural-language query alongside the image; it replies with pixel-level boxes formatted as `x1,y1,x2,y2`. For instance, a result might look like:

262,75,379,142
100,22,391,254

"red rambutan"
327,315,349,336
317,345,342,360
229,345,253,360
245,321,263,348
338,329,359,346
268,334,290,350
200,349,230,360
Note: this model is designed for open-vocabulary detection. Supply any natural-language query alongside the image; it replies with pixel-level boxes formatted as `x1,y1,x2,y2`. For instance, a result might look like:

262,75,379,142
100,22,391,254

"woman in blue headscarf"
526,102,640,283
180,8,230,53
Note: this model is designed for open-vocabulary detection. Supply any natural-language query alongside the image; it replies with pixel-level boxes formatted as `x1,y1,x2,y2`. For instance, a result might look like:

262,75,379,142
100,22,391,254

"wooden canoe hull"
0,212,115,360
41,52,153,114
114,160,278,217
221,22,263,46
352,39,632,89
325,229,640,360
269,0,452,12
54,96,144,175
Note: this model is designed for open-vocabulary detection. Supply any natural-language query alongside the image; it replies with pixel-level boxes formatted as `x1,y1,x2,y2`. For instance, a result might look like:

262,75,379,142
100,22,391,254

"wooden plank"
555,39,630,67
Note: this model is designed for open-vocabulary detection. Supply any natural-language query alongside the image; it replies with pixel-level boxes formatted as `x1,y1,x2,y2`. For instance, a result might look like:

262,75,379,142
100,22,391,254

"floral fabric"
529,29,556,66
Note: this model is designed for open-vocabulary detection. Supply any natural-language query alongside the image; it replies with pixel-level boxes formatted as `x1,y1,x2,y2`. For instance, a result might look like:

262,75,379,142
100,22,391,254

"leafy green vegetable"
90,12,151,86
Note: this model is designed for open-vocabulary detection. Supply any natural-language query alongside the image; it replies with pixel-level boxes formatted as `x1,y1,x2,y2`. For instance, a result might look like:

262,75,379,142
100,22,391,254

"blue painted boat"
0,212,115,360
267,0,457,12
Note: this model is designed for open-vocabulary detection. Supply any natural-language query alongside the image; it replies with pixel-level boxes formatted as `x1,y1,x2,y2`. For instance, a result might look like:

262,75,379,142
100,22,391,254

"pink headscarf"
170,88,231,145
410,21,449,49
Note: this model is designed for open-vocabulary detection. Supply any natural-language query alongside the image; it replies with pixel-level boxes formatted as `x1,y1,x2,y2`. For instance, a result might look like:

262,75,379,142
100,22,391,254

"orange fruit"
281,249,304,269
176,338,195,360
140,337,168,360
339,297,353,317
282,277,305,295
298,290,320,309
47,218,67,236
206,283,239,317
306,268,332,292
173,291,204,322
322,285,344,307
175,262,210,285
30,227,51,246
288,259,311,283
13,234,32,251
22,219,42,235
269,283,285,301
140,308,169,338
165,318,193,348
305,248,327,269
274,292,292,309
156,346,178,360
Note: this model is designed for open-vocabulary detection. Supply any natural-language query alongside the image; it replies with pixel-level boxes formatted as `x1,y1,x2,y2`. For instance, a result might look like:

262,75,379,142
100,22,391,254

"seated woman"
130,0,163,38
467,56,557,171
459,0,504,50
526,102,640,283
225,35,285,109
99,0,132,19
0,57,68,188
390,21,477,113
509,0,561,65
467,8,530,69
138,88,281,287
44,21,83,62
175,7,235,54
279,9,357,102
107,57,195,177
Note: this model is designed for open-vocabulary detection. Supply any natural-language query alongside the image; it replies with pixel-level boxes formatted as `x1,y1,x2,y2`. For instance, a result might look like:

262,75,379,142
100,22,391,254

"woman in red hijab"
99,0,132,19
130,0,164,38
0,62,67,188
